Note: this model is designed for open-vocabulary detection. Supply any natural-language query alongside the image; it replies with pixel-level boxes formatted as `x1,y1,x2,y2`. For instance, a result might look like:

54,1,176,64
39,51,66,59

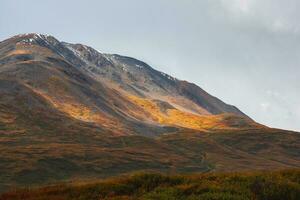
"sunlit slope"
0,37,172,136
65,43,248,117
126,94,261,131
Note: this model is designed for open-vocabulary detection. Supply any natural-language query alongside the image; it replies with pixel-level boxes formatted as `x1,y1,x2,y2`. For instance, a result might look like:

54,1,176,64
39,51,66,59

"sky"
1,0,300,131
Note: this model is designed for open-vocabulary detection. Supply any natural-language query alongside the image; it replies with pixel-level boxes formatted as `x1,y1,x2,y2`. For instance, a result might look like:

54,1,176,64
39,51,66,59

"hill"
0,33,299,192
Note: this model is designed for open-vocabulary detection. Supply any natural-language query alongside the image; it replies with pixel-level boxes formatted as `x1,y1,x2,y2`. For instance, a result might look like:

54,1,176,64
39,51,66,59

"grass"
1,169,299,200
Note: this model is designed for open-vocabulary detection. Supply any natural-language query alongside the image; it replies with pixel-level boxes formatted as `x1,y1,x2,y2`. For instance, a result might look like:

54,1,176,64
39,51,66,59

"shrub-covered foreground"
1,169,299,200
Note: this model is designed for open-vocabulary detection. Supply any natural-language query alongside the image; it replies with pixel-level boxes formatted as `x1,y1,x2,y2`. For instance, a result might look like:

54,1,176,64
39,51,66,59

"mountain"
0,33,299,192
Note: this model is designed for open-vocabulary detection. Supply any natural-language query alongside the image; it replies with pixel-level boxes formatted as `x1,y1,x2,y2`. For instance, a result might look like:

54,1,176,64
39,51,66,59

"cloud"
217,0,300,34
260,102,270,112
221,0,253,14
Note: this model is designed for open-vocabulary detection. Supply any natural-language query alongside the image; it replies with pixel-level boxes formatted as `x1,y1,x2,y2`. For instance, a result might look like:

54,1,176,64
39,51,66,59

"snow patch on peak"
64,44,89,65
18,38,35,45
14,33,49,39
160,71,177,81
33,33,42,39
15,33,55,45
102,54,115,63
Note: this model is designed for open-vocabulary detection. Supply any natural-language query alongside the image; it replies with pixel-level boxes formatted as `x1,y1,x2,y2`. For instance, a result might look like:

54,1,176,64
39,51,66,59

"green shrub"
251,177,300,200
1,169,299,200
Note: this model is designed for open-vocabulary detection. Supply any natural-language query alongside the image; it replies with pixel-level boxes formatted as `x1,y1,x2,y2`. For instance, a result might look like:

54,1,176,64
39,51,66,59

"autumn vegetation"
1,169,299,200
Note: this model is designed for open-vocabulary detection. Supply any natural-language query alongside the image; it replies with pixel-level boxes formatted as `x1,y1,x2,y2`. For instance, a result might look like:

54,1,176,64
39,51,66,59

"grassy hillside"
1,169,299,200
1,127,299,193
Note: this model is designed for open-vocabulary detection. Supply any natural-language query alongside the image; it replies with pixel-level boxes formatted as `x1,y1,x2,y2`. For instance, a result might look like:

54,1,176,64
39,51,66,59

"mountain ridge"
0,33,254,135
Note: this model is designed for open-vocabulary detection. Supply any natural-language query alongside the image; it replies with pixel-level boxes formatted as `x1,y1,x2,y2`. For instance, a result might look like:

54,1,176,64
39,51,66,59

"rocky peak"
11,33,59,47
61,42,112,67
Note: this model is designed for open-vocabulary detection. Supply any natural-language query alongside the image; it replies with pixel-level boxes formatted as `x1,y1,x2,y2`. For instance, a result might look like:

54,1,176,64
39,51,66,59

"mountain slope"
63,41,248,117
0,33,299,192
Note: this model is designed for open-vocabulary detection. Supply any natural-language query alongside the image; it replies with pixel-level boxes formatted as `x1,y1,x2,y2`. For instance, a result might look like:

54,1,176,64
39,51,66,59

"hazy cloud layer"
1,0,299,131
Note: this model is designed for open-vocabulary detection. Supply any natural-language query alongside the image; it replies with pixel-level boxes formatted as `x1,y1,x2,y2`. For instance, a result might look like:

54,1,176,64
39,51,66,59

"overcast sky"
1,0,300,131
